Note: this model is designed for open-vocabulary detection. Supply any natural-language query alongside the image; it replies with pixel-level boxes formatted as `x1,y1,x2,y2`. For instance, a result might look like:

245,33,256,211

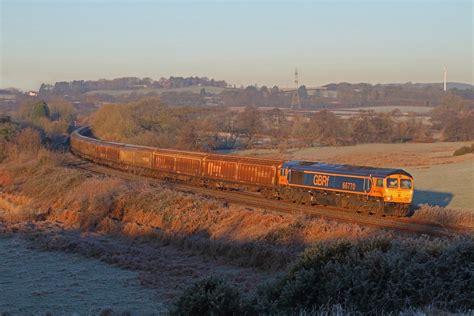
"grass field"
85,86,228,96
335,105,434,114
237,142,474,211
0,234,163,314
409,160,473,210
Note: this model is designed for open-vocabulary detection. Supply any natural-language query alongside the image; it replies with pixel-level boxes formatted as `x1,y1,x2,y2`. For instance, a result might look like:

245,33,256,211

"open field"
0,233,163,314
0,219,276,314
410,160,473,210
335,105,434,114
237,141,474,167
85,86,229,96
237,142,474,211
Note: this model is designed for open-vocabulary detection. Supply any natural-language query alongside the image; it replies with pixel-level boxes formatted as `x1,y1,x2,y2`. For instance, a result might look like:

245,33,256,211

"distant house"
307,87,338,98
27,91,38,97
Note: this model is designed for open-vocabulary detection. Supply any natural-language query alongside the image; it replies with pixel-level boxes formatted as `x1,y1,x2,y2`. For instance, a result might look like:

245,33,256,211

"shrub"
0,122,19,141
453,144,474,156
252,237,474,314
31,100,50,121
170,238,474,315
170,277,244,316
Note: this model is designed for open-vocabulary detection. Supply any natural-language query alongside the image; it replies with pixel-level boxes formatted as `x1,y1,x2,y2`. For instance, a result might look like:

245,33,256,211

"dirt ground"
239,142,474,211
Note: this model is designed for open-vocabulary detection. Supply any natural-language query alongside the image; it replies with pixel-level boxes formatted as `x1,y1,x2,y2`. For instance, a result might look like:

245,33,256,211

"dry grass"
1,145,472,312
412,204,474,228
0,149,383,270
1,146,471,272
91,183,380,270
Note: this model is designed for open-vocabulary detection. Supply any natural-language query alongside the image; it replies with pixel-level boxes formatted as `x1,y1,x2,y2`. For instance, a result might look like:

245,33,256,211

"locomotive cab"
382,174,414,204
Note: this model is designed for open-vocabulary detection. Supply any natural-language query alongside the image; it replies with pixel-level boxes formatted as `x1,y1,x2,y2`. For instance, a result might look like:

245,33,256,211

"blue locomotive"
277,161,413,216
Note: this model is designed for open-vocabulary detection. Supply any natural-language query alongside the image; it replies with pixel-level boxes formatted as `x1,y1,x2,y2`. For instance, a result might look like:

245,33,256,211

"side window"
387,178,398,188
291,171,304,184
376,178,384,187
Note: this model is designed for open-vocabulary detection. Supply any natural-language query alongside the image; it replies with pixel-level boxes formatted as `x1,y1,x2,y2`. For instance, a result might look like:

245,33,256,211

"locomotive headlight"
387,196,392,201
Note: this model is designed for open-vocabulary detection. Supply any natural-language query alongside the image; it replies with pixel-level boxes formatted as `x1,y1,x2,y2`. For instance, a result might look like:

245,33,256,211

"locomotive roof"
283,160,412,178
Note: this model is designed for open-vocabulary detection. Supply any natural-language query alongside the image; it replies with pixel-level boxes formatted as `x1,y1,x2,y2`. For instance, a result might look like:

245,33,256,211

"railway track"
65,154,472,237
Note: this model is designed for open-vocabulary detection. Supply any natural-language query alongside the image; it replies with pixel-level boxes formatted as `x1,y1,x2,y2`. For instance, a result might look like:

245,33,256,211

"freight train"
70,127,413,216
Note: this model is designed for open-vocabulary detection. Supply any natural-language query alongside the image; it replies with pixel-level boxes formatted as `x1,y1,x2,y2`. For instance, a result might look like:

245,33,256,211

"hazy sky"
1,0,472,90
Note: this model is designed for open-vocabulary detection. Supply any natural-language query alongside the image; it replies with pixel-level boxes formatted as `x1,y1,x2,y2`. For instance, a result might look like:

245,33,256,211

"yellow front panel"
383,175,413,203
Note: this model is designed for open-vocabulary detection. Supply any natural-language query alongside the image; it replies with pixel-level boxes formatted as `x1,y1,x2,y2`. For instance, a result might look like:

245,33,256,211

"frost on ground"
0,234,163,314
409,160,474,210
0,221,277,314
0,141,472,314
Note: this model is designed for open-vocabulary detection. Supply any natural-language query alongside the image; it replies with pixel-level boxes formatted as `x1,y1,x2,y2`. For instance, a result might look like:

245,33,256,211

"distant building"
27,91,38,97
203,96,224,106
307,87,338,98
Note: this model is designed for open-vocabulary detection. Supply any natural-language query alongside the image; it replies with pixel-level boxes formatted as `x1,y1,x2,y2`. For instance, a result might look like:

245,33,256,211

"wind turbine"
443,65,448,92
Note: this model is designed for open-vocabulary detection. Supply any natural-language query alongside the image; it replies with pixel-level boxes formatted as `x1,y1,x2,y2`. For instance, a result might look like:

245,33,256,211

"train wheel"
362,204,373,215
302,193,313,205
375,202,385,216
339,196,350,209
397,204,410,217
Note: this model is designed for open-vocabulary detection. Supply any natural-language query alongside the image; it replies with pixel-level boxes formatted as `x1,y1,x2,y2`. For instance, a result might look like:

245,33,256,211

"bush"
453,144,474,156
0,122,19,162
170,238,473,314
252,237,474,314
0,122,19,141
31,100,50,121
170,277,244,315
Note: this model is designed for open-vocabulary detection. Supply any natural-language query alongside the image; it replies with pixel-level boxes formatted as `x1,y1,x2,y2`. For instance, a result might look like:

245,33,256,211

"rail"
66,149,472,237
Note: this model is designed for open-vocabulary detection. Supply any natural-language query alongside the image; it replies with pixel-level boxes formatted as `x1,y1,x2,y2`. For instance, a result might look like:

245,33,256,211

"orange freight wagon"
152,149,206,177
203,154,283,187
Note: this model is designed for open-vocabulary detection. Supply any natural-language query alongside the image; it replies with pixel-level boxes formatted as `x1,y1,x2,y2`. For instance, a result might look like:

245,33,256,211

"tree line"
89,95,473,152
0,97,78,153
35,76,473,110
4,93,472,155
38,76,228,96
